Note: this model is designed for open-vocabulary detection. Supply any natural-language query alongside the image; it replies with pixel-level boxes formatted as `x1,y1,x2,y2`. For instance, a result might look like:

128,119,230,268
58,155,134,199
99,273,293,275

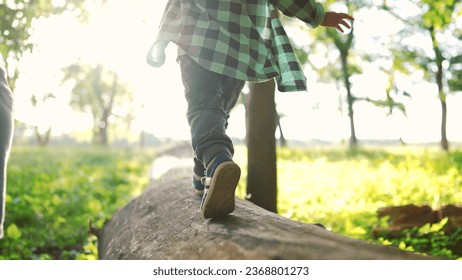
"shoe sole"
201,161,240,219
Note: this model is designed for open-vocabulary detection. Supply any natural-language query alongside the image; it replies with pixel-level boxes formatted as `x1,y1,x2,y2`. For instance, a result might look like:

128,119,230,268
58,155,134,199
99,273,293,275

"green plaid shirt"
147,0,325,92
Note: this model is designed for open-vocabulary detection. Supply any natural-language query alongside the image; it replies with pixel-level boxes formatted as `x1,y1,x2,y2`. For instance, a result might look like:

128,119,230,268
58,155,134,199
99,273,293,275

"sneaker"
193,173,205,196
200,154,241,219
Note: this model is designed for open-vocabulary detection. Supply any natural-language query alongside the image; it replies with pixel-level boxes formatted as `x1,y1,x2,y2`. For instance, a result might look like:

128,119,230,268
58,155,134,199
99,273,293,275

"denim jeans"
0,66,13,239
178,55,245,173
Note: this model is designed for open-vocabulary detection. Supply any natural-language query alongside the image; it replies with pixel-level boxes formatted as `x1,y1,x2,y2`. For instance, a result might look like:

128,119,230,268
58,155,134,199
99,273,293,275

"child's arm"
321,12,354,32
270,0,326,28
270,0,354,32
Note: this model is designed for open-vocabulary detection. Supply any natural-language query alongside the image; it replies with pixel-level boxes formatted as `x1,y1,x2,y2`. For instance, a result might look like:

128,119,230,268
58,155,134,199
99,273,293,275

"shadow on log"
98,167,432,260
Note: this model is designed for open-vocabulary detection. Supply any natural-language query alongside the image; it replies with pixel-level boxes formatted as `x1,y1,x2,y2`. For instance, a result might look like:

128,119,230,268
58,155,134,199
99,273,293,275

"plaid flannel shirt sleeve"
270,0,325,28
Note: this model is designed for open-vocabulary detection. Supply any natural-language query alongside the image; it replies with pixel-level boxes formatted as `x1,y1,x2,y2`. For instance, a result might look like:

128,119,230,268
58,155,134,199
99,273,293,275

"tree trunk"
429,27,449,151
340,51,358,148
276,113,287,147
97,166,433,260
100,120,108,146
440,98,448,151
246,80,277,213
35,126,51,147
99,108,110,146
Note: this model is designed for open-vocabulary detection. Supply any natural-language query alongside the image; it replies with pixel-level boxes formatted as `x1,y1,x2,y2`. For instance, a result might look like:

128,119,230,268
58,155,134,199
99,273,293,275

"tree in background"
276,112,288,147
384,0,462,151
61,63,133,146
295,0,362,148
0,0,103,88
30,92,55,147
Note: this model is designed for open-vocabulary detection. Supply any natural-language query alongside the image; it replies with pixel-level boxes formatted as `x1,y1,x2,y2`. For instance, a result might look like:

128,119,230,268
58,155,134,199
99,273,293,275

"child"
0,63,14,238
147,0,353,219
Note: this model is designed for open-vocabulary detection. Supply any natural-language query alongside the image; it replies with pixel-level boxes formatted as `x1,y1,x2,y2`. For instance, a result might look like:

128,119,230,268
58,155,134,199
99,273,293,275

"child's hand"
321,12,354,33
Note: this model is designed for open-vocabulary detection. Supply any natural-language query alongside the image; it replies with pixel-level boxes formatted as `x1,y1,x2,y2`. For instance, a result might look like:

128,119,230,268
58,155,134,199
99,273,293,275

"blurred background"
3,0,461,148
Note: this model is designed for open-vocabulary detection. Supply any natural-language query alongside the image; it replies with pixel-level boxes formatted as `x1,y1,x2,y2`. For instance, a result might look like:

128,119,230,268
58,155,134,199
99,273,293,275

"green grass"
1,145,461,259
1,146,156,260
274,147,462,259
234,146,462,259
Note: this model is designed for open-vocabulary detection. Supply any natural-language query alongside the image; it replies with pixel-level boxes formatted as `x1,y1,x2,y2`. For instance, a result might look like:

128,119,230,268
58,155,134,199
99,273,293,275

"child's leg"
192,157,205,195
222,78,245,128
179,55,241,168
0,67,13,239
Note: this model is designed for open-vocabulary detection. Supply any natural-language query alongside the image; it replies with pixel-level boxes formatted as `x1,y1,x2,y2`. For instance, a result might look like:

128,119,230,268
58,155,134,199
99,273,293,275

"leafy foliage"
449,54,462,92
421,0,459,29
0,0,104,86
376,218,462,259
270,146,462,259
0,147,155,260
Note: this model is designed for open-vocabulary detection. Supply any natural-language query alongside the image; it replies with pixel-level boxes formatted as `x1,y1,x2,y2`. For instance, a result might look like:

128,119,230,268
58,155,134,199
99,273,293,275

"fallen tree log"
373,204,462,236
98,165,434,260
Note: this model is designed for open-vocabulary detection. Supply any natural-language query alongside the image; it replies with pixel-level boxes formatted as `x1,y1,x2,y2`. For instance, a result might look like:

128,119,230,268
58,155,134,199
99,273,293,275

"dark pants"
179,55,245,174
0,66,14,239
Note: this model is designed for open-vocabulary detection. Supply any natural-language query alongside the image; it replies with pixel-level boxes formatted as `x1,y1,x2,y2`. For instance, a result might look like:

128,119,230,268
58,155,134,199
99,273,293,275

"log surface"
98,166,431,260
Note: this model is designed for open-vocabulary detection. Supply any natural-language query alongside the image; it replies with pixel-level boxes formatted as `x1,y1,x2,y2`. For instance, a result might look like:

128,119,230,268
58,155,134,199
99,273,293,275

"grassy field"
1,145,461,259
1,146,156,260
236,145,462,259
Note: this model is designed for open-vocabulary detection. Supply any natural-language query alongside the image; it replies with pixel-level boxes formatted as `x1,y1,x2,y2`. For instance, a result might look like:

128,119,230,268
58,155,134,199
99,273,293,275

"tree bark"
34,126,51,147
340,50,358,148
246,80,278,213
276,112,287,147
100,108,109,146
429,27,449,151
98,167,433,260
